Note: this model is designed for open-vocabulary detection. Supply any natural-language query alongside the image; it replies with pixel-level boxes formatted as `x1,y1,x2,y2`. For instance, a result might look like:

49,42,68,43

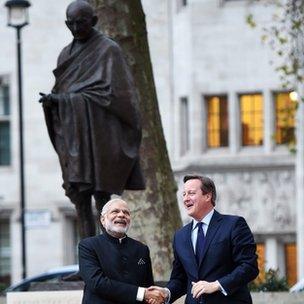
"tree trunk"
88,0,182,281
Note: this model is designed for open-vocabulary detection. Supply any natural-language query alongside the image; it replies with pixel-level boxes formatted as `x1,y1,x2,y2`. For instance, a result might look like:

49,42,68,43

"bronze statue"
40,0,145,238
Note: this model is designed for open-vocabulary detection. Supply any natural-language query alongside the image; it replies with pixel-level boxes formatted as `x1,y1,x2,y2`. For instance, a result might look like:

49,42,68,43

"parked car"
290,278,304,292
5,264,79,293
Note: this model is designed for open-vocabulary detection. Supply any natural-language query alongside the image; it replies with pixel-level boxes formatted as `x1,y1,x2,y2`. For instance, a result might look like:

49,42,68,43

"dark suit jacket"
167,210,259,304
79,232,154,304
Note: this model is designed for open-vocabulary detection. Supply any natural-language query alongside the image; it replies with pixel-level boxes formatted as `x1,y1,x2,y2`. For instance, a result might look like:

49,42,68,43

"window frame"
239,92,264,147
180,96,190,156
273,91,296,146
205,94,229,149
0,217,11,286
0,76,11,167
285,242,297,286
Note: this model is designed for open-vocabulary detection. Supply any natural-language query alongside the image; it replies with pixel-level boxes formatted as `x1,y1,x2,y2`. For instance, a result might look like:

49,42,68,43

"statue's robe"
44,29,145,203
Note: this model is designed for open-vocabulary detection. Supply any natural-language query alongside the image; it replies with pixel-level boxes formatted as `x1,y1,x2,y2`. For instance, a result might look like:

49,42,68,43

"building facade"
169,0,298,285
0,0,301,288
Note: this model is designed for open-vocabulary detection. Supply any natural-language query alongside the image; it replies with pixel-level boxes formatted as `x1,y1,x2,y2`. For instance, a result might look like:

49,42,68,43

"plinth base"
7,290,83,304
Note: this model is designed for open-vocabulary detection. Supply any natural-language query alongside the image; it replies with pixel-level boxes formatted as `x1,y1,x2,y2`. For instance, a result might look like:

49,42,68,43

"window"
285,243,297,286
63,216,80,264
255,243,265,283
206,95,228,148
180,97,190,156
0,219,11,286
240,93,263,146
0,79,10,166
72,218,80,263
275,92,296,145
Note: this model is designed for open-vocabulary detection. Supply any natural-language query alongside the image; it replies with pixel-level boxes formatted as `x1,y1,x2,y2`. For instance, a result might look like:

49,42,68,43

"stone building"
0,0,302,288
169,0,299,286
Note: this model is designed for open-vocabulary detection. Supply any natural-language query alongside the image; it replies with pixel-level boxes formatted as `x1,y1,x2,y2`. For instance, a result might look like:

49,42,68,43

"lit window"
180,97,189,156
275,92,296,145
0,80,10,166
254,243,265,284
285,243,297,286
240,94,263,146
0,219,11,286
206,96,228,148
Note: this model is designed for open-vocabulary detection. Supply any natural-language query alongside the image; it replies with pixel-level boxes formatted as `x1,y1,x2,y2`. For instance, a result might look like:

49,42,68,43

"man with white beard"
78,199,166,304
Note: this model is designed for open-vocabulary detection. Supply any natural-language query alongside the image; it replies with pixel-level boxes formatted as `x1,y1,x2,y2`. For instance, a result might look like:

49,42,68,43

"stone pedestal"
7,290,83,304
173,293,304,304
28,281,84,291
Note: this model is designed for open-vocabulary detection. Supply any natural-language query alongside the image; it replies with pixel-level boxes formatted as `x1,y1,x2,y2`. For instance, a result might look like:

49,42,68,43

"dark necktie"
195,222,205,264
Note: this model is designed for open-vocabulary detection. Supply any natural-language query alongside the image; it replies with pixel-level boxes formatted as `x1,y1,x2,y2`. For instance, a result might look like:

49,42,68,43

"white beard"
104,218,129,236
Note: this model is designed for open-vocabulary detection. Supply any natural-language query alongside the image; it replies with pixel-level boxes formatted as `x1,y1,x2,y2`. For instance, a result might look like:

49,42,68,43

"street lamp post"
5,0,31,279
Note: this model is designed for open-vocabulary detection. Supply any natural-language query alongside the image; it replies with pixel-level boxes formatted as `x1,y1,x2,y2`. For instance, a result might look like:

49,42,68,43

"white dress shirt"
191,209,214,252
191,208,227,296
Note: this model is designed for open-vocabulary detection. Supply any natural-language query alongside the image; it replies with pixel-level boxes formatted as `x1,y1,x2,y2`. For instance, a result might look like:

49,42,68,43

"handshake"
143,280,220,303
144,286,169,304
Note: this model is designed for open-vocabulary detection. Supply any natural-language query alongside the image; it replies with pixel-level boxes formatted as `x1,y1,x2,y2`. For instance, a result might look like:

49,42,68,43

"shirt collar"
103,230,128,244
192,208,215,230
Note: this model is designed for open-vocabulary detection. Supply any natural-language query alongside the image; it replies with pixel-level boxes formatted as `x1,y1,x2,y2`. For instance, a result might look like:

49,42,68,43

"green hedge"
249,269,289,292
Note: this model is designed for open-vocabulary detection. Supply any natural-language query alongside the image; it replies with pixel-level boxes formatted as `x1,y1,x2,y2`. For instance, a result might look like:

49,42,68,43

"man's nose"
117,211,125,217
72,25,79,32
70,22,79,32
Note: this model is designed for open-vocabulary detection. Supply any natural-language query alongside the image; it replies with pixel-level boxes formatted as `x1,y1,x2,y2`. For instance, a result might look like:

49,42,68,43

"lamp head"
5,0,31,28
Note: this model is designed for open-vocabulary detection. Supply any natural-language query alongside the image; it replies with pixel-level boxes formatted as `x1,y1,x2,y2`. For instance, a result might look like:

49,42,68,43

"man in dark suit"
79,198,165,304
149,174,258,304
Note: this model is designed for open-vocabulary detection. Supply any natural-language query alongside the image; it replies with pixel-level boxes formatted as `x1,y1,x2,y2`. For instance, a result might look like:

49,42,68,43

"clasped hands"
144,286,168,304
191,280,220,298
39,92,61,107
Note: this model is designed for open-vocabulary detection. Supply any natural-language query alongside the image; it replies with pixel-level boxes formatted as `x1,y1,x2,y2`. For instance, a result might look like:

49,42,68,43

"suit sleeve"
78,239,139,303
144,246,154,287
217,217,259,295
166,234,188,303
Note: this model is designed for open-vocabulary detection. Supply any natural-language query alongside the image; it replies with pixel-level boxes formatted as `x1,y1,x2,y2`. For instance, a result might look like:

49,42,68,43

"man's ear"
100,215,105,227
92,15,98,27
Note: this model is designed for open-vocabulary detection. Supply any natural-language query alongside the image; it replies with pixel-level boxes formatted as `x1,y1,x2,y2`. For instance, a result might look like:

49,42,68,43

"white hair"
101,198,128,216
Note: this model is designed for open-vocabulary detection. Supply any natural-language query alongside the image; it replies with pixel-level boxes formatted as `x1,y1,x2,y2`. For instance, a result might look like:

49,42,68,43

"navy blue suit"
79,232,154,304
167,210,258,304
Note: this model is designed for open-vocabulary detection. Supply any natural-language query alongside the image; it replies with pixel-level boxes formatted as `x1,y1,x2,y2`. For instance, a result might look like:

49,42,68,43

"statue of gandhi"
40,0,145,238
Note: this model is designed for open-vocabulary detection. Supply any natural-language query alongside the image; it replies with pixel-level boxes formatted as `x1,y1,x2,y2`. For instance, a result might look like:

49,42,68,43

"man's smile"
185,201,194,209
114,219,127,226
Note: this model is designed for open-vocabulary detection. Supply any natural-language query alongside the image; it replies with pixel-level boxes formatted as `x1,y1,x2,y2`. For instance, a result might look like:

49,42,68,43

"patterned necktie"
195,222,205,264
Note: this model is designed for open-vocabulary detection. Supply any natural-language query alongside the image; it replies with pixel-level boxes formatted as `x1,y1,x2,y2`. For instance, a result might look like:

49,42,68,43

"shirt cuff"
136,287,146,301
217,280,227,296
164,287,171,303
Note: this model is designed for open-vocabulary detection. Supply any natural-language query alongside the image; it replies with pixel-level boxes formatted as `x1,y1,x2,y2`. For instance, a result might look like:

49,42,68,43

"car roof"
43,264,79,274
6,264,79,291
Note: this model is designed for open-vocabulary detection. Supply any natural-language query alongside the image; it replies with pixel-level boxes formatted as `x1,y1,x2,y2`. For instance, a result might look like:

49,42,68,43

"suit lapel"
199,210,223,267
187,221,196,254
183,222,198,273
